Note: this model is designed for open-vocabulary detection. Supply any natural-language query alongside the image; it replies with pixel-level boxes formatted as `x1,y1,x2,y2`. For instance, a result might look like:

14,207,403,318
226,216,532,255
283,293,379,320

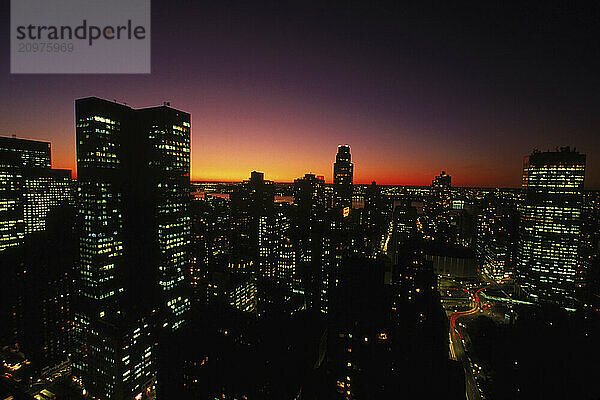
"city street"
441,278,492,400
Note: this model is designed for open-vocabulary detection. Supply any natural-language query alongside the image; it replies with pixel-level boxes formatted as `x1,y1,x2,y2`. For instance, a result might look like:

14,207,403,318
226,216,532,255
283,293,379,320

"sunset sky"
1,2,598,187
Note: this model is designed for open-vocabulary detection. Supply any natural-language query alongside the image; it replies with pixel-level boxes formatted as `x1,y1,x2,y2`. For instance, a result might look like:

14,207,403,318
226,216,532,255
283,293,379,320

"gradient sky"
0,2,599,187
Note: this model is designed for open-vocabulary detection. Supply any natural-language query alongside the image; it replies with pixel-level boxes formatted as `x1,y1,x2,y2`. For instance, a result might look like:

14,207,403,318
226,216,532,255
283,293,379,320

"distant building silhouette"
430,170,452,211
333,145,353,211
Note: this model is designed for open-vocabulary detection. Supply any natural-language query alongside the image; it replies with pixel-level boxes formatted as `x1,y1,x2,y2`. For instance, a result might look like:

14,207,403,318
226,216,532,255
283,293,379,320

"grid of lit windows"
258,209,296,287
0,137,72,251
149,114,192,331
517,148,586,306
229,278,257,312
72,99,191,398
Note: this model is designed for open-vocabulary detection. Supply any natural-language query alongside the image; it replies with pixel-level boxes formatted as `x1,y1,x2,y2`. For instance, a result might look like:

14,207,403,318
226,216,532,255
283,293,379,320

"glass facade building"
517,147,586,307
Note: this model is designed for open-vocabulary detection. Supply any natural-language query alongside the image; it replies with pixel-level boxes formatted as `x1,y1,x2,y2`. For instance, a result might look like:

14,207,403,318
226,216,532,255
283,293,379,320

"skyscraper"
72,97,191,399
430,170,452,211
476,192,518,282
516,147,586,307
294,173,350,314
363,181,390,255
333,145,353,211
258,203,295,287
294,174,326,310
229,171,275,274
0,136,73,251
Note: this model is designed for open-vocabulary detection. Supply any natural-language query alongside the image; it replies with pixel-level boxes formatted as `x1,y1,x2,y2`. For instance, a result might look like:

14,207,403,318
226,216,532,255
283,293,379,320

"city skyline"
2,2,600,399
1,2,598,187
3,129,594,189
2,99,599,400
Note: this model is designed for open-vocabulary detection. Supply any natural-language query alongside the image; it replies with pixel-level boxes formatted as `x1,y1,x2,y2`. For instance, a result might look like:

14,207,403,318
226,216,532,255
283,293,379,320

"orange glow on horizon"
47,136,520,187
55,163,515,187
31,106,525,188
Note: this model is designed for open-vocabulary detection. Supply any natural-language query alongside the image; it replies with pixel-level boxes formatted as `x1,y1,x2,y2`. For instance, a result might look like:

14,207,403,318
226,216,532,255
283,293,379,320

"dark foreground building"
72,97,191,399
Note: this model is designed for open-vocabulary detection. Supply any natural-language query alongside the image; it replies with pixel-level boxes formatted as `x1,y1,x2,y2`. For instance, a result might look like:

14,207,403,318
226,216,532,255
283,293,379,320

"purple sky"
1,2,598,186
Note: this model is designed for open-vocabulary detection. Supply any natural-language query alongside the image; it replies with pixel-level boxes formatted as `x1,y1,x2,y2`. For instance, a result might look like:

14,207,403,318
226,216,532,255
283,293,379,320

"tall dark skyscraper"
364,182,385,227
516,147,586,307
294,174,327,311
294,173,350,314
72,97,191,399
294,174,326,224
333,145,353,211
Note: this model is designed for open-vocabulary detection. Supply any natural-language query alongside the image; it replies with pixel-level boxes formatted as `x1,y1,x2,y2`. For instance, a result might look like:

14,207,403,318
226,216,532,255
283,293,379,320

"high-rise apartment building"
516,147,586,307
333,145,353,211
72,97,191,399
